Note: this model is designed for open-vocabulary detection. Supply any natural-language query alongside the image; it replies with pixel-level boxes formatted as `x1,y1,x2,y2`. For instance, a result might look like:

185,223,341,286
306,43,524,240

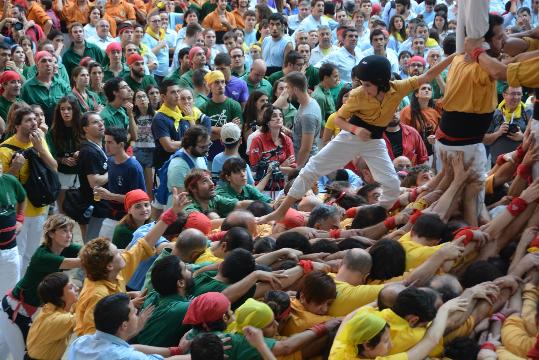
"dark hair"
518,6,531,15
307,204,340,228
159,78,177,95
484,14,504,43
351,204,386,229
246,201,273,217
133,89,156,118
368,239,406,281
411,213,446,241
243,90,267,132
357,182,381,200
433,11,448,32
265,290,290,318
94,293,131,334
103,77,123,102
299,270,337,303
46,29,63,42
311,238,339,253
276,231,312,253
182,125,209,150
260,104,283,133
192,68,208,88
392,287,437,323
13,107,35,127
284,50,303,67
318,62,337,82
268,12,286,25
351,63,362,80
220,248,255,283
336,83,353,109
401,164,431,188
459,260,503,288
223,31,237,43
37,272,69,308
442,32,456,55
245,9,256,18
51,96,81,152
105,127,129,150
214,52,232,67
221,157,247,181
338,237,369,250
369,28,385,44
253,236,276,254
284,71,307,92
222,227,253,253
409,86,435,134
151,255,185,296
395,0,410,8
357,324,389,356
444,337,480,360
191,333,224,360
389,15,407,40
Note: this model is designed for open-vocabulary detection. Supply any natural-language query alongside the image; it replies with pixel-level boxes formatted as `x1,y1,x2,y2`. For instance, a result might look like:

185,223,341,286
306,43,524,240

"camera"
508,123,519,134
253,146,285,189
13,22,23,31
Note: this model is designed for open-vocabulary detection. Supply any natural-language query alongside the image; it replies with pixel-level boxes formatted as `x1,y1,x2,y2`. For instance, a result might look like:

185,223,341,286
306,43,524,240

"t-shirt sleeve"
62,243,82,258
240,82,249,103
247,185,271,203
168,159,191,190
215,195,238,217
151,115,171,140
79,148,104,176
6,174,26,202
299,114,318,135
33,250,65,273
395,77,420,95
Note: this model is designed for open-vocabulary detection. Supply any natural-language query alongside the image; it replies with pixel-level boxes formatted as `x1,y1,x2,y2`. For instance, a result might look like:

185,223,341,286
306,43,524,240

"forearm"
419,53,456,84
256,172,271,191
132,344,173,357
295,145,311,168
482,132,501,145
512,49,539,63
255,249,287,266
128,116,138,142
508,175,528,196
39,150,58,171
360,221,389,240
88,173,108,188
144,219,169,248
407,310,449,360
59,258,82,270
222,272,258,303
431,181,465,221
272,329,319,356
462,189,480,227
478,52,507,80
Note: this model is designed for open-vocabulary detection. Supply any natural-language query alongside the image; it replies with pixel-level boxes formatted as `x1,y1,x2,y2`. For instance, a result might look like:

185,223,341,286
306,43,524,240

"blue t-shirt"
107,156,146,217
211,152,254,185
225,76,249,104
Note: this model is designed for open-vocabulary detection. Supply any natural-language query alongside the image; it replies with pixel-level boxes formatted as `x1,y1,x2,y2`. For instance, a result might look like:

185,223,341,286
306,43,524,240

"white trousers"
17,214,46,276
0,308,26,360
456,0,490,52
0,246,20,358
288,131,401,209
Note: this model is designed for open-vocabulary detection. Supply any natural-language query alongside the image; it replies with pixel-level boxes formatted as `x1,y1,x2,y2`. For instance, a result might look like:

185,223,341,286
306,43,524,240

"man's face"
415,26,428,39
230,49,245,68
186,12,198,24
191,136,211,158
308,31,318,47
426,50,440,66
164,85,181,105
180,53,190,69
192,173,216,200
70,26,85,43
109,49,122,63
134,27,144,41
487,24,506,57
408,60,424,76
412,38,425,55
503,87,523,110
533,0,539,11
328,68,340,87
396,3,406,14
160,13,169,28
343,30,358,49
4,79,21,97
125,45,138,57
297,44,311,63
360,2,372,16
104,134,123,156
84,114,105,139
296,31,308,44
249,65,266,84
371,34,386,51
204,31,216,47
215,63,232,81
16,113,37,137
299,3,310,18
336,10,348,25
238,0,248,7
130,60,145,78
192,49,206,68
217,0,227,10
120,29,134,43
124,301,140,338
224,37,236,51
37,56,54,76
210,79,226,96
97,21,110,37
245,15,256,30
0,49,10,68
115,81,131,101
148,15,161,32
10,7,21,20
269,20,283,38
394,156,411,171
292,58,305,72
312,1,324,16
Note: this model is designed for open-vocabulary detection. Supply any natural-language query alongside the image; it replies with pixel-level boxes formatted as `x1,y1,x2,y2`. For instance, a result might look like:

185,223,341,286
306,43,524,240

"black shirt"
78,140,108,203
385,128,403,158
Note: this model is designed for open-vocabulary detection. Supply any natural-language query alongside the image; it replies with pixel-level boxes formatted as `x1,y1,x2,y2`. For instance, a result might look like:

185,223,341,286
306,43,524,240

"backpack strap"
176,150,196,169
0,143,23,152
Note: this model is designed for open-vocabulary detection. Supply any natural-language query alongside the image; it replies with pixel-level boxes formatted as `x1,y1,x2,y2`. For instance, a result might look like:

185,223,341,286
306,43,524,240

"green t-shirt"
62,41,106,80
267,70,285,86
177,70,194,90
0,96,16,122
24,63,70,85
112,222,135,249
188,330,277,360
164,67,183,85
184,194,238,218
190,270,255,310
194,92,210,109
45,127,78,174
240,74,273,97
282,103,297,130
215,182,271,203
12,243,82,307
311,85,335,125
123,74,158,93
20,77,70,122
100,104,129,129
103,64,130,82
305,65,320,90
199,98,243,128
0,174,25,249
136,291,190,347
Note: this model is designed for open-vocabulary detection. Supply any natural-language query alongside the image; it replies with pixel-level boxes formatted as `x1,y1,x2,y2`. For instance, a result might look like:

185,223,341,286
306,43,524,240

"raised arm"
418,53,457,85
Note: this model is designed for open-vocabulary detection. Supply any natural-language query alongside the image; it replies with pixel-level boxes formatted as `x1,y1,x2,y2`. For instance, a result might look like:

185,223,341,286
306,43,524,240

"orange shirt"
27,2,51,29
105,0,136,23
400,105,440,134
201,9,236,32
62,1,90,25
231,9,245,29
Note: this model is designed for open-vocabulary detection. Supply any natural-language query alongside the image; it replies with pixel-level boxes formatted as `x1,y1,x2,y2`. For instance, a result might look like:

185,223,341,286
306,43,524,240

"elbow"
272,341,294,356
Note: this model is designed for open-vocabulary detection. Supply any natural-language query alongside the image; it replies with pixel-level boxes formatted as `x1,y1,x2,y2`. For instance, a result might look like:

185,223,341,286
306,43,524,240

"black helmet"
356,55,391,92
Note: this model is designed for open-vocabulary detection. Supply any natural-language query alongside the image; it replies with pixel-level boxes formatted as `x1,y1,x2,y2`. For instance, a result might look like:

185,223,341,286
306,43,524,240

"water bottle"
83,205,94,219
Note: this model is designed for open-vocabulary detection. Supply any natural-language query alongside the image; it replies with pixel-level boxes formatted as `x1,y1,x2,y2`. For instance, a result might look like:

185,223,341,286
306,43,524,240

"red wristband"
389,199,401,212
309,323,328,337
169,346,184,356
345,207,358,218
160,208,178,225
298,260,313,273
471,47,486,62
515,145,525,164
384,216,396,230
517,163,532,178
496,154,507,166
453,226,478,246
329,229,341,239
408,188,418,202
480,342,496,351
506,197,528,216
409,209,423,224
15,214,24,223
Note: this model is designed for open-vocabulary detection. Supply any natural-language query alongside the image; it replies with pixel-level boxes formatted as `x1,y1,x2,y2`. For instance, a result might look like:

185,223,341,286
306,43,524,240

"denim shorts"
134,148,154,168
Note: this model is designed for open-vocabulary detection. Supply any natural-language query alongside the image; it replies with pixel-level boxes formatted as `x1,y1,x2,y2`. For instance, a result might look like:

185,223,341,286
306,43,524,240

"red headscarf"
278,208,306,229
0,71,21,95
124,189,150,212
185,211,212,235
183,292,231,325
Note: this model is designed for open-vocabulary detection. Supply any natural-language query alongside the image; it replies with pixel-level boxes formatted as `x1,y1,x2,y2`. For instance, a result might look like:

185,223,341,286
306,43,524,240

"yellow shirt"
195,247,222,264
325,113,341,137
0,135,52,216
442,54,497,114
74,238,154,336
328,275,383,317
501,314,536,358
281,298,334,336
398,232,444,271
521,284,538,336
507,55,539,89
444,316,475,343
524,37,539,51
329,336,409,360
336,77,420,127
27,303,75,360
497,346,527,360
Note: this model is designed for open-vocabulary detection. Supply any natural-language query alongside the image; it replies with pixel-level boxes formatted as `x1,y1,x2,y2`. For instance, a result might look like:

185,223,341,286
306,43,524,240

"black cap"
356,55,391,91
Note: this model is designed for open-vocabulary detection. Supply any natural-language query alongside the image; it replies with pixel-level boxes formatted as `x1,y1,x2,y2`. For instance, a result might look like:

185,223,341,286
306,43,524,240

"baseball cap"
220,123,241,145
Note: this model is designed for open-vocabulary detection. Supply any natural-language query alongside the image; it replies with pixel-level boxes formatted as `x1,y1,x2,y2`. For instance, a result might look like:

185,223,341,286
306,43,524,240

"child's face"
302,297,333,315
245,16,256,30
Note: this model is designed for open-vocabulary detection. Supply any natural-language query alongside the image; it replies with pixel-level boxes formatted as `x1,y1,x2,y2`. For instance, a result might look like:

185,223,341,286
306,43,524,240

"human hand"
352,127,371,141
519,179,539,203
522,143,539,166
171,187,191,213
29,130,45,153
131,288,148,309
10,152,25,169
123,102,134,117
497,123,509,136
507,129,524,142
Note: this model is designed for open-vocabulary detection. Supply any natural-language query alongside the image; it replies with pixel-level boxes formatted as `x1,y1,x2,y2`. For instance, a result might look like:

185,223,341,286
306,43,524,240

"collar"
94,330,130,347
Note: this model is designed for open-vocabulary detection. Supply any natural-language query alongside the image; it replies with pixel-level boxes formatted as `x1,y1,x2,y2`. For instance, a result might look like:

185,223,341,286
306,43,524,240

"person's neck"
270,128,280,142
385,123,401,132
237,5,246,13
230,182,243,194
164,100,177,109
297,91,310,106
131,71,143,82
335,268,364,286
73,41,85,50
217,8,226,15
91,83,101,92
418,98,429,108
374,48,386,56
15,132,30,144
36,72,53,84
99,33,108,40
321,80,331,90
223,147,238,155
272,33,283,41
111,98,123,108
345,45,356,56
110,60,122,71
49,242,65,255
63,299,76,312
193,195,209,209
139,105,148,115
212,94,226,103
86,135,102,144
312,14,321,21
4,92,17,101
320,42,331,50
114,151,129,164
75,84,87,95
213,272,228,283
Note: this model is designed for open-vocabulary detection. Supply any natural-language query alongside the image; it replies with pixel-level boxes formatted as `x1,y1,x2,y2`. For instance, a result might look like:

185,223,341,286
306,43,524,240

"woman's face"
90,66,104,86
59,101,73,122
302,297,333,316
227,169,248,187
275,81,287,98
134,90,149,108
268,109,284,129
256,95,269,111
148,87,160,105
417,84,432,99
262,319,278,338
75,69,90,88
61,281,79,308
52,35,64,50
179,89,194,110
21,40,32,53
12,46,25,63
51,226,73,249
90,8,101,23
128,200,151,223
361,81,379,98
393,16,403,30
416,170,434,186
434,15,445,30
399,53,411,66
342,92,350,104
33,107,45,125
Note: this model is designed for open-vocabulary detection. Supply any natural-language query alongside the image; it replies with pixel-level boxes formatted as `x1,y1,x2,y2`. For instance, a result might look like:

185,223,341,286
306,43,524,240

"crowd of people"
0,0,538,358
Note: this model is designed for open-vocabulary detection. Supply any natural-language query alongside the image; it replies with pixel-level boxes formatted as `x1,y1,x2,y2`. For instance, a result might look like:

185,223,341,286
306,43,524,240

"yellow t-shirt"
325,113,341,137
442,54,497,114
195,247,223,264
0,135,52,216
398,232,444,271
501,315,535,358
74,238,154,336
507,55,539,89
281,298,334,336
329,336,409,360
337,77,420,127
328,274,384,317
27,303,75,360
524,37,539,51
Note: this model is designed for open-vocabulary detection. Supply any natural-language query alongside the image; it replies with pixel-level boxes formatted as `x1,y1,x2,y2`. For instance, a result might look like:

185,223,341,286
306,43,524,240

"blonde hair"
42,214,76,248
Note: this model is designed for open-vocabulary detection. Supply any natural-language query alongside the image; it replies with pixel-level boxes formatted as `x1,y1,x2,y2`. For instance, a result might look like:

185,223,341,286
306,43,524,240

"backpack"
153,150,198,205
1,144,60,208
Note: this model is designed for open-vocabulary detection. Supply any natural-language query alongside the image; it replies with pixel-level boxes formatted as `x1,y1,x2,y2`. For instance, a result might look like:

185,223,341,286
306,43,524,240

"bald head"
377,283,406,310
298,195,323,212
428,274,463,302
222,210,256,235
249,59,267,84
175,228,208,261
342,248,372,274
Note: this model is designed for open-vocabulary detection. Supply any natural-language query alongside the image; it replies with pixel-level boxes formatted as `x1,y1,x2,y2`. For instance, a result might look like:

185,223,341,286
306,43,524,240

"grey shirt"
293,98,322,159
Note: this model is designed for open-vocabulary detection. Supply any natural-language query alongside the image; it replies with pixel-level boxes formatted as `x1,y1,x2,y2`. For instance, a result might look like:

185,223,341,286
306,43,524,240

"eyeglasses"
135,94,148,99
409,63,424,68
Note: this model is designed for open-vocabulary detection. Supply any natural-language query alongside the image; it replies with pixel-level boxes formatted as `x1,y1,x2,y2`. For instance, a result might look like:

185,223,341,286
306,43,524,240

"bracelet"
453,226,479,246
309,323,328,337
329,229,341,239
298,260,313,274
492,312,506,322
383,216,396,230
350,125,359,136
15,213,24,224
471,47,486,62
506,197,528,216
515,145,526,164
517,163,532,179
409,209,423,224
389,199,402,212
408,188,418,202
345,207,357,219
160,208,178,225
169,346,184,356
528,235,539,253
480,342,497,351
